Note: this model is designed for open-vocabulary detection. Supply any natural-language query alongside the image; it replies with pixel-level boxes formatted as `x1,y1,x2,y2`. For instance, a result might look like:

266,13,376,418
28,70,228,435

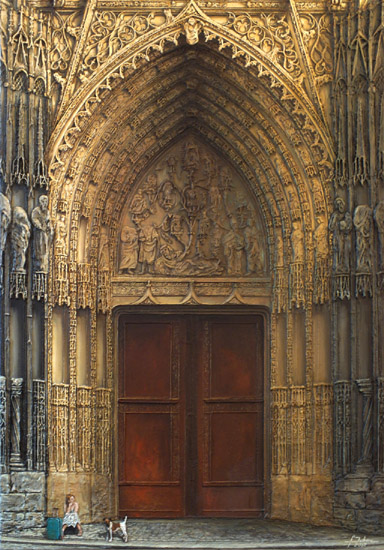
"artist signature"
348,535,378,548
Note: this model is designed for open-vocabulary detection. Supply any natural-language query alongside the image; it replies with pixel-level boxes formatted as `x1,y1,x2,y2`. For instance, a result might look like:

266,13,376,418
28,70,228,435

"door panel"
118,313,264,518
197,316,264,516
118,316,186,517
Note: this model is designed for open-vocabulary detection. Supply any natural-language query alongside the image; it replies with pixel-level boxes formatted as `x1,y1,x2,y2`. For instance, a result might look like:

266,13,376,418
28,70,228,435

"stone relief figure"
184,17,202,45
275,232,285,268
31,195,54,272
353,205,372,272
313,216,330,304
119,226,139,274
374,201,384,270
244,217,264,274
143,173,159,205
98,230,110,271
314,216,328,262
222,217,245,275
130,189,151,224
138,223,158,274
290,221,305,263
0,192,11,270
11,206,31,272
159,181,179,212
329,197,352,272
55,214,68,256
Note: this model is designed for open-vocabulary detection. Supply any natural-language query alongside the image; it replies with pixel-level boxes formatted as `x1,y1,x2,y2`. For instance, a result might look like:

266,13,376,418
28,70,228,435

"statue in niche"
0,192,11,267
98,230,110,271
184,18,202,45
119,226,139,274
137,223,158,274
313,215,328,262
222,217,245,275
275,232,284,268
353,205,372,272
290,221,305,263
55,214,67,256
374,201,384,269
244,217,264,274
11,206,30,272
329,197,352,272
31,195,54,272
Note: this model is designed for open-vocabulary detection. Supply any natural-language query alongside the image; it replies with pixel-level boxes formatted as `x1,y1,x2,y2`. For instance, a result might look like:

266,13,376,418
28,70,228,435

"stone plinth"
0,472,45,532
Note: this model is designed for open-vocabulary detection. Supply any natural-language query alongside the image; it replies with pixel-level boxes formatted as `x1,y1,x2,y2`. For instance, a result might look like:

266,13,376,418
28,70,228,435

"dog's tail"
124,516,127,523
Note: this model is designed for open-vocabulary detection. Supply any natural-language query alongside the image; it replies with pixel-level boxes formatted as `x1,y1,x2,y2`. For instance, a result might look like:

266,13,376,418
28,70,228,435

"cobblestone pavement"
1,519,384,550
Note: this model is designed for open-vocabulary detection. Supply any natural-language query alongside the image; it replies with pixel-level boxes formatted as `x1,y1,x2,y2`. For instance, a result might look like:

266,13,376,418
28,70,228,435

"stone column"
0,376,6,470
9,377,24,470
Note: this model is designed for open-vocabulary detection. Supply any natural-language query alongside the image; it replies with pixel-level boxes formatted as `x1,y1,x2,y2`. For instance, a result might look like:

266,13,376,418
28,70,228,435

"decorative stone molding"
334,381,352,475
9,378,24,471
356,379,373,471
50,384,69,472
33,380,47,471
95,388,112,475
77,386,92,472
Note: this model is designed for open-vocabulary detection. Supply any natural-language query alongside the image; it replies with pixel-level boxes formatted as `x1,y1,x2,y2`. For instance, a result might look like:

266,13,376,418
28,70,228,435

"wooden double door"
118,313,264,517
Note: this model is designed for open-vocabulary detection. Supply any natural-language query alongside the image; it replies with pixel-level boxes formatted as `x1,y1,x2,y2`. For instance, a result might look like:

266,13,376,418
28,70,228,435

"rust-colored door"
195,316,264,517
118,314,264,518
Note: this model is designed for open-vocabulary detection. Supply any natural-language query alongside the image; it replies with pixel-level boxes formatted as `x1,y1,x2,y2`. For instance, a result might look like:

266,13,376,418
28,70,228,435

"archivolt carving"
47,0,333,178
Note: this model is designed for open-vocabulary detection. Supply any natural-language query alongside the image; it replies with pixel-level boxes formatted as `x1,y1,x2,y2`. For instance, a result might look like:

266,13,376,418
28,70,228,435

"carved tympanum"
118,138,266,278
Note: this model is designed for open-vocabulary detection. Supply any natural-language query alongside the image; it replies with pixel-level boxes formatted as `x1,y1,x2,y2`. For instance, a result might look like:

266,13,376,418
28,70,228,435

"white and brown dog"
104,516,128,543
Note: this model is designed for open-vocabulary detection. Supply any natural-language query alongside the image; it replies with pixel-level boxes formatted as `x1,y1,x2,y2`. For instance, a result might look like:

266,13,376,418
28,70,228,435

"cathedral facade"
0,0,383,534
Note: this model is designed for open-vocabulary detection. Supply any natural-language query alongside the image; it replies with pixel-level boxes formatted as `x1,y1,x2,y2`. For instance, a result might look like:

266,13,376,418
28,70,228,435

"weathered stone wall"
0,472,45,532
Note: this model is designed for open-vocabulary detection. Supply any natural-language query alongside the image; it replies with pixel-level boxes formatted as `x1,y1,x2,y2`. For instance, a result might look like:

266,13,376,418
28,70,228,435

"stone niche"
113,137,271,306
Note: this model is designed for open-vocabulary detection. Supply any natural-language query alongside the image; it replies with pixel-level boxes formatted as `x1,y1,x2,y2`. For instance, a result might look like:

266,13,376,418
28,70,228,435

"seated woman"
61,494,83,539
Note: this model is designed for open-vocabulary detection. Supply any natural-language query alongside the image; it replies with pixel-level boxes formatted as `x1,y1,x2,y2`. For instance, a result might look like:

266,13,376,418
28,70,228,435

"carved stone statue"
11,206,30,272
119,226,139,274
329,197,352,272
244,217,264,274
184,18,202,45
374,201,384,269
314,216,328,262
98,230,110,271
55,214,67,256
290,221,305,263
275,232,284,268
31,195,53,272
0,192,11,270
353,205,372,272
222,217,245,276
138,223,158,274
